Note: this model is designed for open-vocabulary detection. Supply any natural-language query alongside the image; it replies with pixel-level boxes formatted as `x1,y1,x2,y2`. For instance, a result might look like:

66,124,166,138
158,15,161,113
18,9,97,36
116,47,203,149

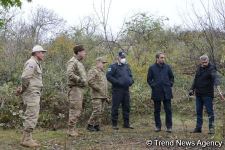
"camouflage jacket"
21,56,43,92
66,56,87,88
88,66,108,99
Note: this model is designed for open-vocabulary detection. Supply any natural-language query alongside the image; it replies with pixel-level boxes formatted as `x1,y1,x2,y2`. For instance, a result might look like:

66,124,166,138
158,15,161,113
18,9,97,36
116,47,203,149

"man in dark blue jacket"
147,52,174,133
189,54,224,134
106,51,134,130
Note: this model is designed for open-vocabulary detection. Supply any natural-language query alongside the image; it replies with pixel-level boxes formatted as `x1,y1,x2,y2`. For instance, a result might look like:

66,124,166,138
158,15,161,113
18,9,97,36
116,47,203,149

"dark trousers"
153,99,172,129
195,96,214,129
111,89,130,126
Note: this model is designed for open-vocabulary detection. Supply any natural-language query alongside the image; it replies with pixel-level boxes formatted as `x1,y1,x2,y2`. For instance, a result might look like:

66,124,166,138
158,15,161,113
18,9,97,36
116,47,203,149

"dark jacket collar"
156,63,165,68
199,62,212,69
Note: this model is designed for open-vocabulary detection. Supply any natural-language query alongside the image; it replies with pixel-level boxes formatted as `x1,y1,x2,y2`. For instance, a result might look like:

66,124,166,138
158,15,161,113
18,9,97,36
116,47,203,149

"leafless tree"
28,6,66,45
93,0,125,58
182,0,225,66
0,6,65,53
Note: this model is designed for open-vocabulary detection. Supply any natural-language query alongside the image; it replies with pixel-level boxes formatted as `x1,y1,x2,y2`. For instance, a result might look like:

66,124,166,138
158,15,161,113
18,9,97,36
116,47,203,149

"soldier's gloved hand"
188,90,194,96
79,78,87,86
16,86,22,96
106,97,111,104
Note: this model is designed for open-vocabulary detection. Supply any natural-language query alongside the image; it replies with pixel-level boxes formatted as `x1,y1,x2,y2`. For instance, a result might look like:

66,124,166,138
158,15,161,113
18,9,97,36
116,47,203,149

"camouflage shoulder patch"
25,62,35,70
29,65,34,69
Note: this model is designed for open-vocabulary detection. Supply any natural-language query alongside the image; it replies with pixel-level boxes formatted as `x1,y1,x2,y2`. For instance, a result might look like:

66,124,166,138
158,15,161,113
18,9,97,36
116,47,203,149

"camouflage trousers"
22,89,41,132
68,86,84,128
88,98,105,126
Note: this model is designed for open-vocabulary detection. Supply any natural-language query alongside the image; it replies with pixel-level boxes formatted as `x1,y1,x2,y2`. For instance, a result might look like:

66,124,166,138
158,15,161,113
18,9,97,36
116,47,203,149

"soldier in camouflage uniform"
16,45,47,147
66,45,87,137
87,57,109,132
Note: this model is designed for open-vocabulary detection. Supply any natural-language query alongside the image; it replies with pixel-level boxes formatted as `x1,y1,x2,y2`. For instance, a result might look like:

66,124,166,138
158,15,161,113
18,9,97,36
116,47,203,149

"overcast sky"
21,0,209,32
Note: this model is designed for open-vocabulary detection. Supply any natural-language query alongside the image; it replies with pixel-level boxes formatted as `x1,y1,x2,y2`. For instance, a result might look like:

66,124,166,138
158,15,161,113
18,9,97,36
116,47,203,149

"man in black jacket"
189,54,224,134
147,52,174,133
106,51,134,130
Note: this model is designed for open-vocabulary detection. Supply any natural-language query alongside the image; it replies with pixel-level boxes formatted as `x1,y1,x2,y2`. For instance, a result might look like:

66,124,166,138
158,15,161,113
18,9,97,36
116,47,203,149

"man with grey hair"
189,54,224,134
200,54,209,64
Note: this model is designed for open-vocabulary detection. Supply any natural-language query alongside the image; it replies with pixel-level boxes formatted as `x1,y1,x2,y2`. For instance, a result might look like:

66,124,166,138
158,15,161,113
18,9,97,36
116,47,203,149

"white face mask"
120,58,126,64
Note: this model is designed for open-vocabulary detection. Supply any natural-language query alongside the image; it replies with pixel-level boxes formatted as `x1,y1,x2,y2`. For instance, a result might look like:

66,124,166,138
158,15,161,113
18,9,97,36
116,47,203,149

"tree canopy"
0,0,31,8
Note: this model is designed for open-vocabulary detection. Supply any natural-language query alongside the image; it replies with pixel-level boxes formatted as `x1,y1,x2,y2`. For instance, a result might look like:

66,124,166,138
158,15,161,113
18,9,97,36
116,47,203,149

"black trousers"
111,89,130,126
153,99,172,129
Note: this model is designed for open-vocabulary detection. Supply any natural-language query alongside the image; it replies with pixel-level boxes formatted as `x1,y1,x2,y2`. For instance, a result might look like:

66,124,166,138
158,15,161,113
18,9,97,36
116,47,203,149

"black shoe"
123,125,134,129
94,125,101,131
166,128,172,133
191,128,201,133
208,128,215,134
112,125,119,130
155,127,161,132
87,124,97,132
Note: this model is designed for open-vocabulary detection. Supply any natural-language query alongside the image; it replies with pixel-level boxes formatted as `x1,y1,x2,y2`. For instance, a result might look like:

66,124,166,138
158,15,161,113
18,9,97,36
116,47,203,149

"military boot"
21,132,37,143
20,131,40,147
67,128,79,137
94,125,101,131
87,124,97,132
21,132,25,143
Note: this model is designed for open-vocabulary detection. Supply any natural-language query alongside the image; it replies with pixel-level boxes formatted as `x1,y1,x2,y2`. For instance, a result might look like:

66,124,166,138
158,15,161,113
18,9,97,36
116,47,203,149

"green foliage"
0,82,23,128
122,13,168,49
123,13,166,39
0,0,22,8
0,0,31,8
0,10,225,132
0,19,4,27
0,0,32,29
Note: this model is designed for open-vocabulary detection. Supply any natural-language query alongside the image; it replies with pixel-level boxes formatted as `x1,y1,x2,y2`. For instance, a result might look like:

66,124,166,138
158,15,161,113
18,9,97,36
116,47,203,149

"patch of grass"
0,114,224,150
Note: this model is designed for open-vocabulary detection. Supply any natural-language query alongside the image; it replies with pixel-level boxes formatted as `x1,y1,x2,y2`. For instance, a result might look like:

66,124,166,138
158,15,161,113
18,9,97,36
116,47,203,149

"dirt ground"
0,115,224,150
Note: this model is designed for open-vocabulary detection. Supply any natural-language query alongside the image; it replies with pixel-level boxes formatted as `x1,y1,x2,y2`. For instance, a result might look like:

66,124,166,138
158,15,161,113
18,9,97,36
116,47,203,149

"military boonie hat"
118,51,126,58
32,45,47,52
96,57,108,63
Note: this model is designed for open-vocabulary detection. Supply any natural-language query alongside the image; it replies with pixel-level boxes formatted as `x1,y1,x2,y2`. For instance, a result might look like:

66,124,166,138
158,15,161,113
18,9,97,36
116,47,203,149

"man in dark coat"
147,52,174,133
106,51,134,130
189,54,224,134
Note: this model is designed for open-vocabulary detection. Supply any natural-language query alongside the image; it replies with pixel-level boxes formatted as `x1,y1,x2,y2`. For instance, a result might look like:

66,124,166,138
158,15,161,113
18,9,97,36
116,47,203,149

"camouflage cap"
96,57,108,63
